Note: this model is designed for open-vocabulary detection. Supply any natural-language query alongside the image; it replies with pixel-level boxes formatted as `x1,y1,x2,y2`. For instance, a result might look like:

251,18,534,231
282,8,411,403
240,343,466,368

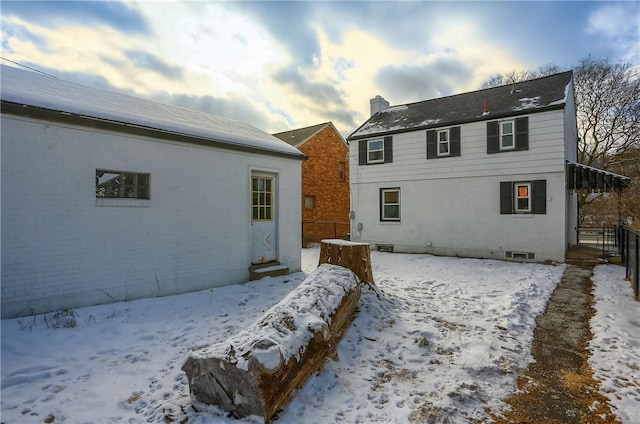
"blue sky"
2,1,638,136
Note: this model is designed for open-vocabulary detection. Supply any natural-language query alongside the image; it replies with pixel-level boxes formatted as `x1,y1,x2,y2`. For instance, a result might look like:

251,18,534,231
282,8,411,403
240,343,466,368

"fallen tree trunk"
319,239,374,284
181,264,360,422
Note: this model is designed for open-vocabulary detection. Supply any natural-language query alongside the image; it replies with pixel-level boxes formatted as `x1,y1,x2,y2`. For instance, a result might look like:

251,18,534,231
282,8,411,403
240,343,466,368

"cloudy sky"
2,1,638,137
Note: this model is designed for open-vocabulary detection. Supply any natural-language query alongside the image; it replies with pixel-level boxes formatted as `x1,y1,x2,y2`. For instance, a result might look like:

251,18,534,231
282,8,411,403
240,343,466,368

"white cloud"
587,3,640,64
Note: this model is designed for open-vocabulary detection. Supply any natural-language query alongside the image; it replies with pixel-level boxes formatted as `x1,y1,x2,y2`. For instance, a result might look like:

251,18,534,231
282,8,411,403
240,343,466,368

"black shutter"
532,180,546,214
515,117,529,150
500,182,513,214
379,188,384,221
450,126,461,157
359,140,367,165
426,130,436,159
384,136,393,163
487,121,499,154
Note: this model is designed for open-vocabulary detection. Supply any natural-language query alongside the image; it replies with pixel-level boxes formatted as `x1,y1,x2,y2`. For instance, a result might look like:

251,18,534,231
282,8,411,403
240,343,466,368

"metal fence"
616,225,640,298
577,226,618,256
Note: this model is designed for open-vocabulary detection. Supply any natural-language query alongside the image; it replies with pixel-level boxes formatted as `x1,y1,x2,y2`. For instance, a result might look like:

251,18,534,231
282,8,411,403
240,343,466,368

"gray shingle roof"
272,122,331,147
348,71,573,140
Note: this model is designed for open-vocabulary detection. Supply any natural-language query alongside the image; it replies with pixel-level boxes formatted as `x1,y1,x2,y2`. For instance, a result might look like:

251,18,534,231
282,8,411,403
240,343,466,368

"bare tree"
480,63,563,89
574,57,640,169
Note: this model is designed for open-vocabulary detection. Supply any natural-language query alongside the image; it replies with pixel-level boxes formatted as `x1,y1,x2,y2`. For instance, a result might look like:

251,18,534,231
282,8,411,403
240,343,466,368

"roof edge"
347,103,566,141
2,101,307,160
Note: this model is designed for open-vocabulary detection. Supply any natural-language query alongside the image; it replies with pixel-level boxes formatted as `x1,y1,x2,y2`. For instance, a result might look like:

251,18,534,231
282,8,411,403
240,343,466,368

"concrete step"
249,263,289,281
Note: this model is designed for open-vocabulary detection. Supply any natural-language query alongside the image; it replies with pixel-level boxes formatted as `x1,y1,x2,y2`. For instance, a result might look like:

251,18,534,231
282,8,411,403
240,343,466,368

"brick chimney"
370,95,389,116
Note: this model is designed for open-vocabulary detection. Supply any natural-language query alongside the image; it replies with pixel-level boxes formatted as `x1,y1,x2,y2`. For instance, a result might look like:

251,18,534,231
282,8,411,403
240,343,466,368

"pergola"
566,161,630,193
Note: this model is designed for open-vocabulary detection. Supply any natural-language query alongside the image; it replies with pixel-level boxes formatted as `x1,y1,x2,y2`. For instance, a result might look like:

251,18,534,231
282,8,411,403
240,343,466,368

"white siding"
349,109,570,262
350,173,566,261
1,115,301,318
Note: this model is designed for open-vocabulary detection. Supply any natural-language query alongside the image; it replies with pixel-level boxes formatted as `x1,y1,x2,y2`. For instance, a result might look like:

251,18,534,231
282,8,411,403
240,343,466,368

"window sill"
511,213,533,218
96,198,151,207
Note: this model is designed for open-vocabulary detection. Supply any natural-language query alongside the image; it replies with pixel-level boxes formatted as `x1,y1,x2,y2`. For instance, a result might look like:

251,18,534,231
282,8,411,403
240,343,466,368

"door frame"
249,168,279,264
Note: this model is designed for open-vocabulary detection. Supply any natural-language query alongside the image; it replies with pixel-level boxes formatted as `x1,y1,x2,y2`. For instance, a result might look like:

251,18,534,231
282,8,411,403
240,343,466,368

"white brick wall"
1,115,302,318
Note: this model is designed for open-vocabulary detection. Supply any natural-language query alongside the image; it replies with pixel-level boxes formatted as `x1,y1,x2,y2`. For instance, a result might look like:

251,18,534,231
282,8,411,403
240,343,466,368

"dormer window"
437,129,449,156
500,121,515,150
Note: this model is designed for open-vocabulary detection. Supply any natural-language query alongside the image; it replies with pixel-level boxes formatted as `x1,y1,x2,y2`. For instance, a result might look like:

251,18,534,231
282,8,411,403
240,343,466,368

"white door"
251,172,277,264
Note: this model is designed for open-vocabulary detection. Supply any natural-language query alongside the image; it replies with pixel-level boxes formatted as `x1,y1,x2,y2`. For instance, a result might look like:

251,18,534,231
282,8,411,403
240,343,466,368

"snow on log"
319,239,374,284
181,264,360,422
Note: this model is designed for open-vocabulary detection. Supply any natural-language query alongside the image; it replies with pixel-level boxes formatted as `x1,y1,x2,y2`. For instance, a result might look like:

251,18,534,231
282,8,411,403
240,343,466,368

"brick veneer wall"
298,125,350,245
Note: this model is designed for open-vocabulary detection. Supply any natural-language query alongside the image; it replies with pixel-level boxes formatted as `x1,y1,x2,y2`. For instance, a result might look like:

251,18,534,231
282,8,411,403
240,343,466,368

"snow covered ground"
588,265,640,423
1,248,638,423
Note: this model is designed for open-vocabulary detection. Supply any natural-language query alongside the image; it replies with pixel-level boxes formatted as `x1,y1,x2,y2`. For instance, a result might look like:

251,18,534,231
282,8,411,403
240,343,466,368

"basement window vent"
506,251,535,260
377,244,394,253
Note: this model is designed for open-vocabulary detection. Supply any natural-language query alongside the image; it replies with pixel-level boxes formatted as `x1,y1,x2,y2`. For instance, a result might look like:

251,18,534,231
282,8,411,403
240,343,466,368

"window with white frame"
514,182,531,213
96,169,150,199
367,139,384,163
500,180,546,215
437,129,450,156
500,120,515,150
380,188,400,221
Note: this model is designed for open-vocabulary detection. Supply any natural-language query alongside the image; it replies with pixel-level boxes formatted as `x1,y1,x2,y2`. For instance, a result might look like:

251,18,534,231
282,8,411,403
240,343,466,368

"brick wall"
298,125,350,244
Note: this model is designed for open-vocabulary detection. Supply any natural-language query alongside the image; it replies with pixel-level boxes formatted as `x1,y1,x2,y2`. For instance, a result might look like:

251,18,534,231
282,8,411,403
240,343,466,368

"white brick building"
1,65,305,319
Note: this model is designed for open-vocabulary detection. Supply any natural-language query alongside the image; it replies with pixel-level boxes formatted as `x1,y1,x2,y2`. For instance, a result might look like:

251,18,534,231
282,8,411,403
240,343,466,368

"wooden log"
319,239,374,284
181,264,360,422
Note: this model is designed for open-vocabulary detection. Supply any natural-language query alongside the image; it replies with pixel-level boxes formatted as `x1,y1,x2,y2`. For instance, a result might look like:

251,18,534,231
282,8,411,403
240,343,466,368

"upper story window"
339,162,346,181
380,188,401,221
367,139,384,163
487,117,529,154
359,136,393,165
437,129,449,156
426,127,461,159
500,121,515,150
96,170,150,199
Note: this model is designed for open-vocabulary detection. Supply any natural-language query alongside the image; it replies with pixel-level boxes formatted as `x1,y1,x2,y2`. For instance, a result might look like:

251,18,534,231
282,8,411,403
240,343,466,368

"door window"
252,176,273,221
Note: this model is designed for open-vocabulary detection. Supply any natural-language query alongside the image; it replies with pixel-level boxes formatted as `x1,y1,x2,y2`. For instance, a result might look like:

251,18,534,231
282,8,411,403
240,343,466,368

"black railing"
577,226,618,256
615,225,640,298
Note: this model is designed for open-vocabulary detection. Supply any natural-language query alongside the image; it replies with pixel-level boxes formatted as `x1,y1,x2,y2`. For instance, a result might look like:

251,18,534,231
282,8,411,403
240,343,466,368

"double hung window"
500,121,515,150
367,139,384,163
500,180,546,214
358,136,393,165
437,129,449,156
380,188,400,221
514,182,531,213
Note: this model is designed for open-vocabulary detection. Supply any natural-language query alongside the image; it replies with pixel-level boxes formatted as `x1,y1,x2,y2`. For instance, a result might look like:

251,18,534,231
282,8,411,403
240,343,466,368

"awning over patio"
566,161,630,192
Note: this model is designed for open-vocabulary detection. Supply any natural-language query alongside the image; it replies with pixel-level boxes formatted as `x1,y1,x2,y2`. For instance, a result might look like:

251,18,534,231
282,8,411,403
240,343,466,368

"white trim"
437,129,450,157
367,139,385,164
514,182,532,213
500,120,515,150
381,188,401,221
